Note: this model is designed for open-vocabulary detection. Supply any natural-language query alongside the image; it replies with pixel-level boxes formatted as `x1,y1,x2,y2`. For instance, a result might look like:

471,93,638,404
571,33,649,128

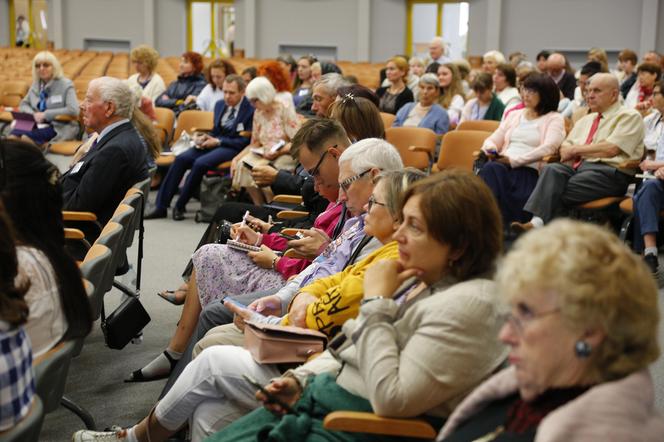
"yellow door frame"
8,0,36,48
405,0,449,57
186,0,233,56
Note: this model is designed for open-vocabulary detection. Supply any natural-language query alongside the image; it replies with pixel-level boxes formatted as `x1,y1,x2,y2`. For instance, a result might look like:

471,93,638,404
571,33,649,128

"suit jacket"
210,96,254,152
61,121,149,225
557,72,577,100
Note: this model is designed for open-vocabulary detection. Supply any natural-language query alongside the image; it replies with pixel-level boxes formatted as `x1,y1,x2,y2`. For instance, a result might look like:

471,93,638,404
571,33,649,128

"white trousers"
154,345,280,442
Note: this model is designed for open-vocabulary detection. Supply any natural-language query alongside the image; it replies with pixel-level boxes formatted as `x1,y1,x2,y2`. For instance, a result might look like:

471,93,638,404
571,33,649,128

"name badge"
50,95,63,104
298,89,309,96
237,122,244,132
71,161,84,174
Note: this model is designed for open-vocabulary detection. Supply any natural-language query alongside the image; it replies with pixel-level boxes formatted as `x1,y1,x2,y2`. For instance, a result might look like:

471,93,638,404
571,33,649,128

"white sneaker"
72,429,127,441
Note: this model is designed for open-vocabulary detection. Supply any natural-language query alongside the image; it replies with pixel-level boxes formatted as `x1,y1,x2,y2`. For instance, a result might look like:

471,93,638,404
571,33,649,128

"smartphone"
223,297,247,309
242,161,254,171
278,232,300,241
242,374,297,415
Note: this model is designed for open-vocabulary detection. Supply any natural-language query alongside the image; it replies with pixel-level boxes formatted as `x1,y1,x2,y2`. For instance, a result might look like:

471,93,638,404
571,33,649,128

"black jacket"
155,74,207,113
61,121,149,225
556,72,577,100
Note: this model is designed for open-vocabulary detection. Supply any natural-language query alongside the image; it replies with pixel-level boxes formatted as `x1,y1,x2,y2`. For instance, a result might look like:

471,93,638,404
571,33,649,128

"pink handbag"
244,320,327,364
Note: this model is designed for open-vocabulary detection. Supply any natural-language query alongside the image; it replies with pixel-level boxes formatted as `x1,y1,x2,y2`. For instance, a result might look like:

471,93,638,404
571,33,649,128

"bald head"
429,37,446,60
586,73,620,112
547,53,566,76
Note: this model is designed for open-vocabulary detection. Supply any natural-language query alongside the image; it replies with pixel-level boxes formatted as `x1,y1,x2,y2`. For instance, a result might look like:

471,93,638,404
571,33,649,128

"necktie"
38,89,48,112
573,113,602,170
223,107,236,130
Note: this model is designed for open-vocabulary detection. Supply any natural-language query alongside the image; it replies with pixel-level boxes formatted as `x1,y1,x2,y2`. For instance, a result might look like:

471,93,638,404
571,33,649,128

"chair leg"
61,396,96,430
619,214,633,243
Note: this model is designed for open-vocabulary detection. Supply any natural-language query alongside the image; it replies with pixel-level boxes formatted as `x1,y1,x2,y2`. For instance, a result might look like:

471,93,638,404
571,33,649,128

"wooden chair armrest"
62,211,98,222
0,111,13,122
323,411,436,439
543,154,560,163
216,160,232,170
273,195,303,204
64,228,85,240
277,210,309,220
283,249,307,259
239,130,252,138
54,114,78,123
408,146,432,154
618,160,640,169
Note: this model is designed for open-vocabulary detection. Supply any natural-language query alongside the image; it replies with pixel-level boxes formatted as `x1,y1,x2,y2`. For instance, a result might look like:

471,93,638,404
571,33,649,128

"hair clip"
342,93,355,104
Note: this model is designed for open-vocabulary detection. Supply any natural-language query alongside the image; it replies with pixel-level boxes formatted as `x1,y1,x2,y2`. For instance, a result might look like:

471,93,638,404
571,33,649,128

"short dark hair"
181,51,204,74
496,63,517,87
290,118,349,157
401,170,502,280
242,66,257,80
471,72,493,92
536,50,550,61
522,73,560,115
580,61,605,77
425,62,440,75
637,62,662,79
224,74,246,91
618,49,638,65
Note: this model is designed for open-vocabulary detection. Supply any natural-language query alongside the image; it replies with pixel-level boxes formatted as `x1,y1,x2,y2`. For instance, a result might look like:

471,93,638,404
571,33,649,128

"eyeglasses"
35,63,51,68
499,306,560,336
367,195,387,212
339,169,371,193
307,145,336,178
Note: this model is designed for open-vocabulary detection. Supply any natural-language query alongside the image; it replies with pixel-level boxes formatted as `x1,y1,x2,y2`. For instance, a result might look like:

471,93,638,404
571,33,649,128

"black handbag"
101,296,151,350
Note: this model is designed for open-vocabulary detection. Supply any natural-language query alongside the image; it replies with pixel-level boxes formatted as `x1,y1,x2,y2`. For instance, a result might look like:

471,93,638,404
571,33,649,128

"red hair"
258,60,291,92
182,51,204,75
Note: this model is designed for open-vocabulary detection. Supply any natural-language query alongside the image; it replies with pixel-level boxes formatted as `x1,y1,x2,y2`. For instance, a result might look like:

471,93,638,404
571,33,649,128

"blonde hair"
387,56,409,79
31,51,64,83
130,45,160,72
483,50,506,65
496,219,660,381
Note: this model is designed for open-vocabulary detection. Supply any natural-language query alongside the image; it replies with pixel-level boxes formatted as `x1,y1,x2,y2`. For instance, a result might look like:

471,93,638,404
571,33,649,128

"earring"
574,340,592,358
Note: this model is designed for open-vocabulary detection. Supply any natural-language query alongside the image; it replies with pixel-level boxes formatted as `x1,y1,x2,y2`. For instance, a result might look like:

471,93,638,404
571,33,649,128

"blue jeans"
156,146,237,211
633,179,664,252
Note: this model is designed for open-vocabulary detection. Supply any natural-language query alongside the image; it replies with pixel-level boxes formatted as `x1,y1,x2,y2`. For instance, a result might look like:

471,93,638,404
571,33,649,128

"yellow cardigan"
281,241,399,337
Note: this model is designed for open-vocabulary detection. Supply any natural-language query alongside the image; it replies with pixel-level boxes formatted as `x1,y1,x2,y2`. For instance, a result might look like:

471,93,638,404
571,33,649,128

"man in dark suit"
146,74,254,220
61,76,149,228
547,52,576,100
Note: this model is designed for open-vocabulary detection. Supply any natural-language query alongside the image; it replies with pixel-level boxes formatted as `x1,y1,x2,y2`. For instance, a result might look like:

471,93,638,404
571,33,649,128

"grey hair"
313,73,349,96
373,168,427,220
419,73,439,88
92,76,134,119
245,76,276,105
338,138,403,174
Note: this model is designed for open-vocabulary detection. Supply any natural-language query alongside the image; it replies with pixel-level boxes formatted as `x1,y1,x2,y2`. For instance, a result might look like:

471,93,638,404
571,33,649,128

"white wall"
154,0,186,56
370,0,405,62
0,0,9,46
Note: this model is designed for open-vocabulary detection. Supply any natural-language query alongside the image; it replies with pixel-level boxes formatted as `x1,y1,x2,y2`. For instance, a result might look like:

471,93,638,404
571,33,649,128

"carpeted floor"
39,154,664,440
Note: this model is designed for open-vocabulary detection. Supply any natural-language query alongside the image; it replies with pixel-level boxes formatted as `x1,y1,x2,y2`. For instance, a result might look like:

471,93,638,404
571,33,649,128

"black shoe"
644,254,659,275
172,207,185,221
144,207,167,219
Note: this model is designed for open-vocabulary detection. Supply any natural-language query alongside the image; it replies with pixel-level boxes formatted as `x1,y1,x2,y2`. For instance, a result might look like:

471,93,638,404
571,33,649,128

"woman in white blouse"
437,63,466,127
127,45,166,102
494,63,521,112
186,59,237,112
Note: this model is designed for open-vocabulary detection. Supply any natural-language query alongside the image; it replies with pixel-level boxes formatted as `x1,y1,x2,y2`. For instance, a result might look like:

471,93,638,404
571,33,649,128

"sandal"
124,351,179,383
157,288,187,305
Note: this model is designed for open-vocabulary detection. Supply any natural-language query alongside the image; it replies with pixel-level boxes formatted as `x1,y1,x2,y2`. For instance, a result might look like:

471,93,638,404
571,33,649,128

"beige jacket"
289,277,508,418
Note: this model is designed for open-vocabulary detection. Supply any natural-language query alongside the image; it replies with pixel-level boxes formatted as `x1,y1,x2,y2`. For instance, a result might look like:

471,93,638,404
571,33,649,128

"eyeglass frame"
34,62,52,68
499,307,560,336
367,194,387,212
339,169,372,193
306,145,337,178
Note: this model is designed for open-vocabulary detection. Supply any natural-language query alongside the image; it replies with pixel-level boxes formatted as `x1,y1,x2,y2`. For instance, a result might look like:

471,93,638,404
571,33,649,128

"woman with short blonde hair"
376,56,415,115
128,45,166,102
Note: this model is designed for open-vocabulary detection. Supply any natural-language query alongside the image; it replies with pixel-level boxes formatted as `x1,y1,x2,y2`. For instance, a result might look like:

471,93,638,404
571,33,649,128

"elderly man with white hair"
546,52,576,99
61,76,149,227
427,36,450,66
310,73,349,117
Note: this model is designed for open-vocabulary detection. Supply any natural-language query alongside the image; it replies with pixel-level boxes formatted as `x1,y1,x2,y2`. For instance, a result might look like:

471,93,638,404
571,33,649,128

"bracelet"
361,296,385,305
271,256,280,270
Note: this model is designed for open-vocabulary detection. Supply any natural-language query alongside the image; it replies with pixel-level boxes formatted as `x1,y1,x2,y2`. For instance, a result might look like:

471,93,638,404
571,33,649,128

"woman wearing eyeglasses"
437,219,662,441
9,51,79,146
230,77,302,206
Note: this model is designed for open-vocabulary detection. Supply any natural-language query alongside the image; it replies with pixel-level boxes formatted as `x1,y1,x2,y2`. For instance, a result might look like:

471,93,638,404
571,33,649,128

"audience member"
187,59,236,112
453,59,472,95
482,50,506,75
478,73,565,227
155,52,206,115
329,94,385,141
618,49,638,97
536,50,550,73
146,75,253,221
642,51,662,67
309,73,348,117
376,56,415,115
562,61,604,121
61,77,150,227
257,60,294,109
547,52,576,99
241,66,257,84
586,47,609,72
230,77,301,206
437,62,466,126
630,79,664,273
127,45,166,102
427,36,450,66
0,205,35,432
460,72,505,123
276,54,297,85
438,220,662,441
292,55,316,107
625,63,661,112
508,51,527,67
393,73,450,135
408,56,425,78
10,51,79,145
512,74,644,232
494,62,521,111
1,140,92,357
336,84,379,108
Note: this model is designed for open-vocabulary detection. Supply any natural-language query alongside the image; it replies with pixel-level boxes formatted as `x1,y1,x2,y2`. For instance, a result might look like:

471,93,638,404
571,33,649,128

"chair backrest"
385,127,437,170
131,178,151,217
456,120,500,132
437,130,491,172
172,110,214,144
153,106,175,148
111,203,136,250
95,222,125,293
379,112,396,129
79,244,112,320
33,340,77,414
1,80,29,107
0,396,44,442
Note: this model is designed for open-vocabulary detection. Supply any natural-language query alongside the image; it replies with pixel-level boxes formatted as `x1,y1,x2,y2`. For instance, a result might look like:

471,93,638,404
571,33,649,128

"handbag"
244,320,327,364
101,296,151,350
170,131,195,156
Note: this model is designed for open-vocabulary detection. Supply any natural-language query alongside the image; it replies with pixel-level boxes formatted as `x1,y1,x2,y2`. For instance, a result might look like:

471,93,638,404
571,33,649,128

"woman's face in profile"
393,194,451,285
179,58,194,76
